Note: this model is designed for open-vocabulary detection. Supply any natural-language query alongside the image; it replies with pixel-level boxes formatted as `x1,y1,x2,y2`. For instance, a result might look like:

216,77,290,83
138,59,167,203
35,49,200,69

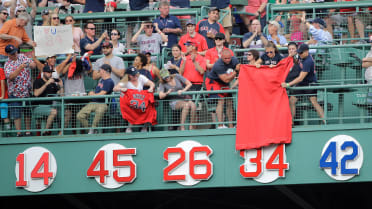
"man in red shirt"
205,32,234,70
178,19,208,56
0,67,10,135
179,41,206,91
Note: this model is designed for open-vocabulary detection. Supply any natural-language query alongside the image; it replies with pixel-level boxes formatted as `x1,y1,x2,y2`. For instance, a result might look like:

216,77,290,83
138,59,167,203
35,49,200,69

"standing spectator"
126,0,150,50
178,19,208,56
267,20,287,46
110,29,125,55
166,44,182,74
205,32,234,70
170,0,190,8
33,65,63,136
92,41,125,85
80,22,108,56
281,44,325,123
158,68,196,130
210,0,232,43
131,21,168,60
113,66,155,133
4,44,36,137
0,66,11,134
231,49,259,89
65,15,84,54
0,13,35,59
196,7,225,49
0,7,8,29
205,49,239,129
257,41,283,67
242,0,267,29
153,1,182,49
9,0,37,40
83,0,105,13
302,17,332,53
242,19,268,51
179,41,206,91
363,36,372,84
77,64,114,134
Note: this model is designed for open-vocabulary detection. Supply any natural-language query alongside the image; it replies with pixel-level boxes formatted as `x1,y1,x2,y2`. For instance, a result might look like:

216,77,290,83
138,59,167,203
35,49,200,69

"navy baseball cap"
126,66,139,76
310,18,327,28
100,64,112,73
297,44,309,54
186,18,195,25
5,44,17,55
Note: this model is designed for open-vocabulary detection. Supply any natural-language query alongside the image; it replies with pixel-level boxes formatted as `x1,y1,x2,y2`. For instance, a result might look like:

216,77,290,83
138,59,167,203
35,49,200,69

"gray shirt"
159,74,187,100
93,56,125,85
64,71,86,96
137,33,162,58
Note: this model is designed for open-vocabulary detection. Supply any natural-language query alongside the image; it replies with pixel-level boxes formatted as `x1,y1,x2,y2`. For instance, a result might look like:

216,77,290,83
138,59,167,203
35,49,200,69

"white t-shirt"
112,42,125,55
124,74,149,91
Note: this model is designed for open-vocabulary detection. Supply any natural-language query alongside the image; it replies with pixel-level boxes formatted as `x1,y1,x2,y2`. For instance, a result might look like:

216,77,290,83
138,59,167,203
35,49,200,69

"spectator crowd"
0,0,371,136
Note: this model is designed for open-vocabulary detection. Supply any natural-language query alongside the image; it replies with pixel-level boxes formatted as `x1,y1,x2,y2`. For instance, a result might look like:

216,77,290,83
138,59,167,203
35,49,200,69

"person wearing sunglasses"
65,15,84,54
9,0,37,40
205,32,234,70
80,22,108,56
0,8,8,29
196,7,225,49
257,41,283,68
49,12,61,26
281,43,325,124
110,29,125,55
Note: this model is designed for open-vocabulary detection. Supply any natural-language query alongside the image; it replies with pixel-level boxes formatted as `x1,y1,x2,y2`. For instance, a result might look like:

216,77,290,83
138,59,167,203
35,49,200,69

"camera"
54,78,60,82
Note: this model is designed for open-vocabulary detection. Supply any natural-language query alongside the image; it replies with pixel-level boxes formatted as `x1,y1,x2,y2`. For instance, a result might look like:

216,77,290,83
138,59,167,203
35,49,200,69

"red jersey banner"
236,57,294,150
120,89,157,125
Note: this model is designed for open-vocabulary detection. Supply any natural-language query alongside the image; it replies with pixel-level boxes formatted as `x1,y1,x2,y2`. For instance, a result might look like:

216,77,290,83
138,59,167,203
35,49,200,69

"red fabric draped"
236,57,294,150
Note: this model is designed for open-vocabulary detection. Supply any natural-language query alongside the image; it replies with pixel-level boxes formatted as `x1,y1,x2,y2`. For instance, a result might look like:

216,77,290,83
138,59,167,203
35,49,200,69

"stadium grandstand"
0,0,372,208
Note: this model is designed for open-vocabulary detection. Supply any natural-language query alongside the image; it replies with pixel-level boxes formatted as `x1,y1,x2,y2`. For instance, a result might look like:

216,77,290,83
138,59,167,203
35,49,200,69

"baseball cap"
159,69,170,80
43,65,54,72
41,9,49,16
184,41,196,46
215,32,225,40
311,18,327,28
126,66,139,76
269,20,280,29
102,41,113,48
186,18,195,25
46,54,56,59
5,44,17,55
100,64,112,73
297,44,309,54
209,7,220,12
15,6,26,13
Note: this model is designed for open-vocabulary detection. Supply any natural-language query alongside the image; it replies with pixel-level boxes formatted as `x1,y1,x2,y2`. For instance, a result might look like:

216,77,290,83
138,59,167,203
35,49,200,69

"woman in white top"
113,67,155,133
65,15,84,53
110,29,125,55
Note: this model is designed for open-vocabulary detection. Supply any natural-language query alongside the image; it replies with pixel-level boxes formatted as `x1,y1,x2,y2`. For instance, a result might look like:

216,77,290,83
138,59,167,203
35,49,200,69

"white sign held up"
34,25,74,56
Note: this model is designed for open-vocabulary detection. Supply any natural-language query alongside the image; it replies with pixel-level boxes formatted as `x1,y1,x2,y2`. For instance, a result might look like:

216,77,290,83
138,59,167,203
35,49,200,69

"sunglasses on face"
111,33,118,36
266,51,274,54
87,28,96,30
247,54,252,56
65,19,73,22
17,10,26,12
145,25,153,28
1,12,8,15
215,38,223,41
52,17,59,20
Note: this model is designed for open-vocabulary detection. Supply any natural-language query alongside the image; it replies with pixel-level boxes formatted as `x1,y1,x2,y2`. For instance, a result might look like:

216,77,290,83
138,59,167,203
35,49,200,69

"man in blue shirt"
267,20,287,46
77,64,114,134
281,44,325,124
153,1,182,48
80,22,108,56
210,0,232,42
196,7,225,49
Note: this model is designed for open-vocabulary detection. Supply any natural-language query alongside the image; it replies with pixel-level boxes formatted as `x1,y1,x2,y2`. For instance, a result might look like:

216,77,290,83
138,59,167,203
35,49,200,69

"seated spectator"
196,7,225,49
4,44,36,137
33,65,63,136
158,69,196,130
178,19,208,56
133,53,154,83
242,19,268,51
206,32,234,70
131,21,168,61
77,64,115,134
144,52,160,81
61,54,92,135
0,67,10,135
363,37,372,84
110,29,126,55
179,41,206,91
302,17,333,53
267,20,288,47
281,44,325,124
65,15,84,54
92,41,125,85
205,49,239,129
113,66,155,133
257,41,283,67
166,44,182,74
80,22,108,56
153,1,182,49
210,0,233,42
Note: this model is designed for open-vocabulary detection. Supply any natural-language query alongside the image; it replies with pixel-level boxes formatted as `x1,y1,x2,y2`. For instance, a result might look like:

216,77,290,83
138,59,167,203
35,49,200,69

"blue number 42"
320,141,359,175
